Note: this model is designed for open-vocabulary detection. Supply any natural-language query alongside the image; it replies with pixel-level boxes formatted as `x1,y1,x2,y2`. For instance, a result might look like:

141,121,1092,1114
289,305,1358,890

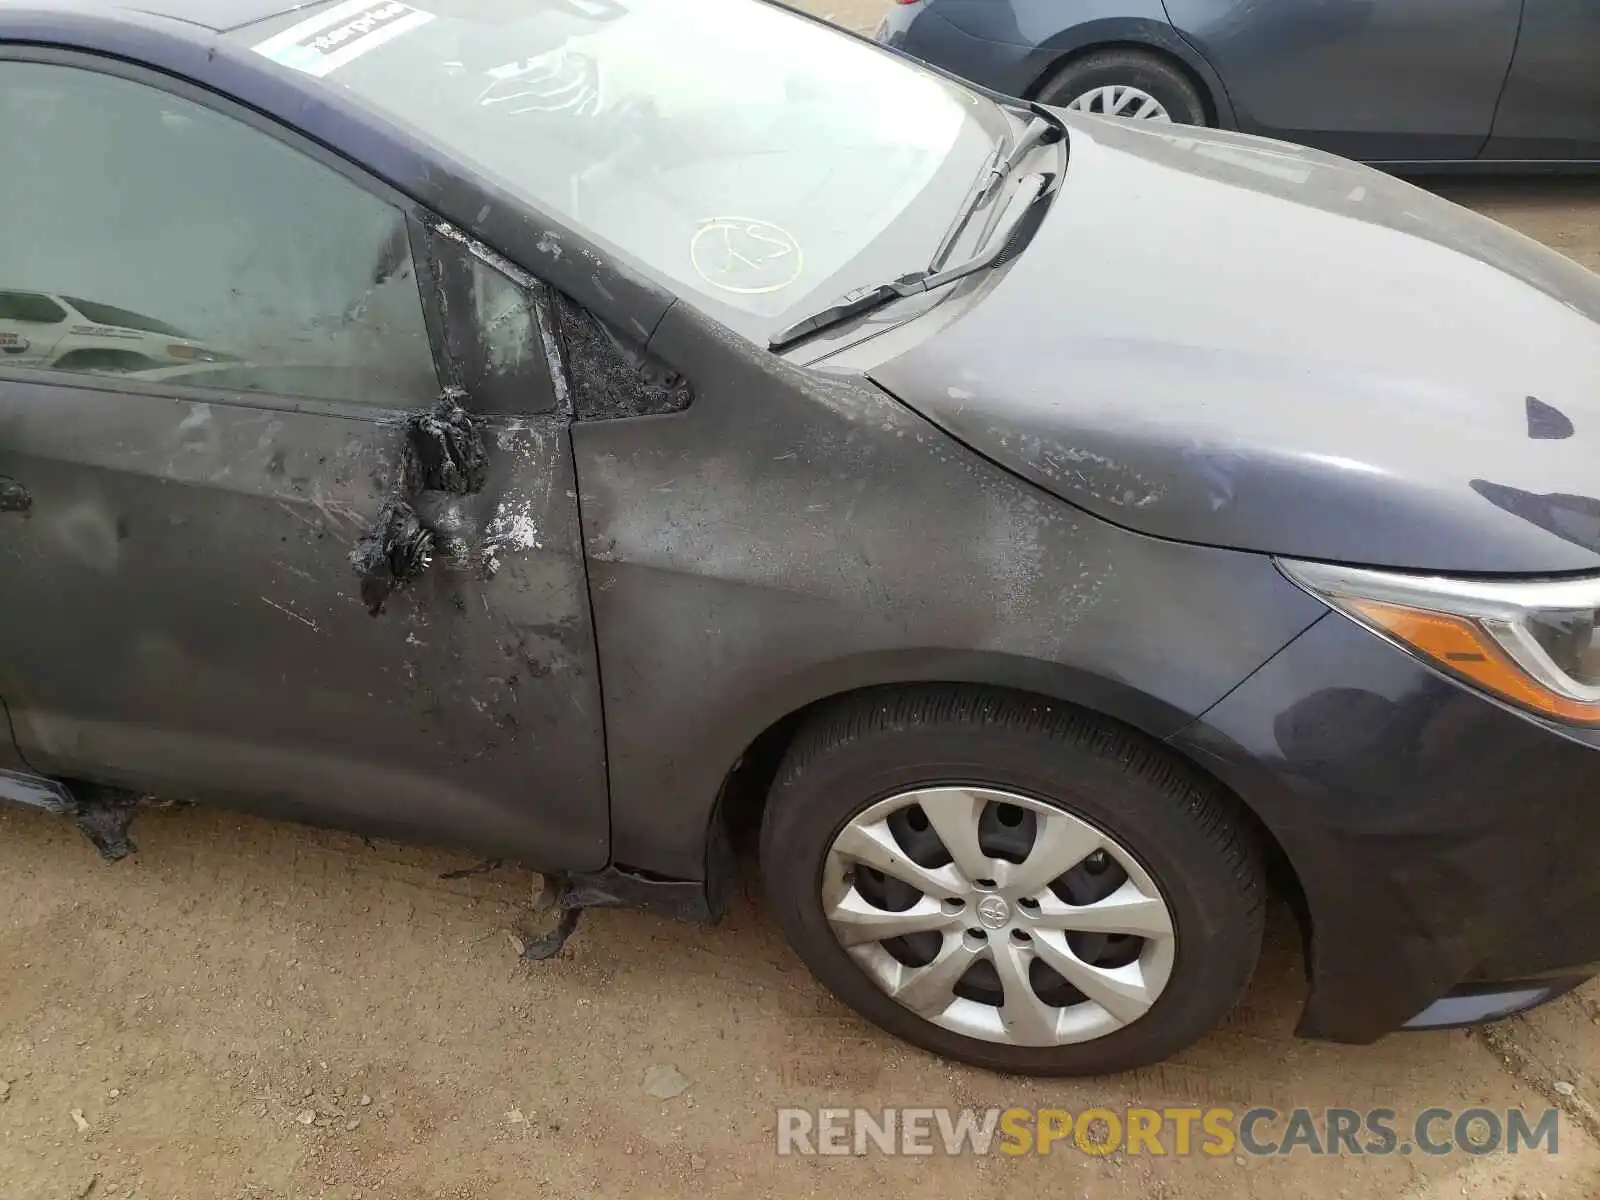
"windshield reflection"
236,0,1005,325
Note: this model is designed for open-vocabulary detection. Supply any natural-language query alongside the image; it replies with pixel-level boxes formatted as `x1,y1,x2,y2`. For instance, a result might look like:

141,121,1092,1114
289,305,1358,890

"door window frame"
0,46,563,421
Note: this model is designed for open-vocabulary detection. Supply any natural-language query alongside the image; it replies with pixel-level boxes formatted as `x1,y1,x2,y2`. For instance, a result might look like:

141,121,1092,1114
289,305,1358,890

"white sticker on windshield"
253,0,434,79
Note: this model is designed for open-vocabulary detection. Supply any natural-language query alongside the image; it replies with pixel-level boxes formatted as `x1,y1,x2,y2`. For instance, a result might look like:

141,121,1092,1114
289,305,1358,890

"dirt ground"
7,9,1600,1200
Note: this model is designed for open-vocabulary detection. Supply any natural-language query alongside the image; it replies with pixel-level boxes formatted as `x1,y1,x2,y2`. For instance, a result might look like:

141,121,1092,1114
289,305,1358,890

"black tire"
1036,49,1208,127
759,687,1264,1076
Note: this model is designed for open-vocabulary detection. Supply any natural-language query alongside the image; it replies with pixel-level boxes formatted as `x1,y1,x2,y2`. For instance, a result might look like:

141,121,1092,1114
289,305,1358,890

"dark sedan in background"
878,0,1600,168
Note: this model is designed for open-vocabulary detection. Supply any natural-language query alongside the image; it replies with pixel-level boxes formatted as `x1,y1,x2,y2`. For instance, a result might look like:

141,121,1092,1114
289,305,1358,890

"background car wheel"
759,688,1264,1076
1037,49,1208,127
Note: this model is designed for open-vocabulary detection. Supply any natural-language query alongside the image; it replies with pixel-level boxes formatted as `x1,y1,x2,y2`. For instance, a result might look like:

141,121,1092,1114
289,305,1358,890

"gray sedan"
878,0,1600,168
5,0,1600,1077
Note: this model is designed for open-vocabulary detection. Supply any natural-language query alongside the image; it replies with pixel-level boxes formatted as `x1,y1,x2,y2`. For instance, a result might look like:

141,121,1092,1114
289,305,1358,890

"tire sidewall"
762,720,1261,1075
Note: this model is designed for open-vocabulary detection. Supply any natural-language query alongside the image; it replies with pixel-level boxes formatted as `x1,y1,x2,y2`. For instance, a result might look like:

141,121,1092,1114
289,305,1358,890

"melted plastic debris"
551,290,691,420
71,784,143,862
352,398,490,614
403,398,490,494
351,500,433,615
0,477,30,515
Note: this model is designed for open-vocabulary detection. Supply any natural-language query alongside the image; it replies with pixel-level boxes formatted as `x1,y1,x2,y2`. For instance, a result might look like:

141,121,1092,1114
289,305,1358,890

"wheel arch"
698,666,1312,979
1024,23,1235,128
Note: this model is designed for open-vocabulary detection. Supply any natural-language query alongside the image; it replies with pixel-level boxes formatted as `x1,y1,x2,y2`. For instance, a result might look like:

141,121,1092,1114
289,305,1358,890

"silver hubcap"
822,787,1176,1047
1066,85,1172,122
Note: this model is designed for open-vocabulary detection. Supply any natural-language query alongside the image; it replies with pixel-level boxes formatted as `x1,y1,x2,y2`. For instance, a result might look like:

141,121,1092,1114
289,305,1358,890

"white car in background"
0,289,237,374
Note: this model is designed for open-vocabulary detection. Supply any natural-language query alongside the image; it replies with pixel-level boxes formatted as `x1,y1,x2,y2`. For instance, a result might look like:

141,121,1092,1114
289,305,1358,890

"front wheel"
759,688,1264,1076
1037,49,1209,127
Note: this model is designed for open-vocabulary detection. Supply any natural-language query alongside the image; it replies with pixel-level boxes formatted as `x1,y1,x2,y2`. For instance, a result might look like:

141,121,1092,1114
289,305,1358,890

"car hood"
868,114,1600,574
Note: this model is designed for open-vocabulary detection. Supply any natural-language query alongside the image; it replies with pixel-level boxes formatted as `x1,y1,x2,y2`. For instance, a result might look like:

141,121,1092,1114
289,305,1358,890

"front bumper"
1172,611,1600,1043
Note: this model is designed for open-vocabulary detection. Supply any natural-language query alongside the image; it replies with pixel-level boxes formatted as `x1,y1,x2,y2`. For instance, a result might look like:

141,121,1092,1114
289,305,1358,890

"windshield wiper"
768,169,1053,353
927,112,1061,272
963,115,1058,227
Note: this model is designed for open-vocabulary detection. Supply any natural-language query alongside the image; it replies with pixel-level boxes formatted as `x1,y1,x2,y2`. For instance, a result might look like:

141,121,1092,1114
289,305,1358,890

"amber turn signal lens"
1349,599,1600,725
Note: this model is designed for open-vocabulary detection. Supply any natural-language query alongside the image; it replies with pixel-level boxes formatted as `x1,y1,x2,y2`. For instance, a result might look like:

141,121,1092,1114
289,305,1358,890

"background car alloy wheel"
822,786,1177,1047
761,688,1264,1075
1036,49,1209,128
1064,85,1173,123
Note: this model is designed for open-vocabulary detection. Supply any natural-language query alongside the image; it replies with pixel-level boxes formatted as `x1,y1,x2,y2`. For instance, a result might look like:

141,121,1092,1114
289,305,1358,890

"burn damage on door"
0,211,715,955
343,218,546,613
350,395,493,614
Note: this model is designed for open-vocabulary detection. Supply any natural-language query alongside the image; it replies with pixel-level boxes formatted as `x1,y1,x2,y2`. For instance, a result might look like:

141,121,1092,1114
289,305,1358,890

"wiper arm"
971,115,1058,218
928,111,1059,273
768,171,1052,353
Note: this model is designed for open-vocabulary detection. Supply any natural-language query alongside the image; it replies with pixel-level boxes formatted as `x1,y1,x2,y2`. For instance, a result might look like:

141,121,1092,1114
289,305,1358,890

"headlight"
1278,558,1600,725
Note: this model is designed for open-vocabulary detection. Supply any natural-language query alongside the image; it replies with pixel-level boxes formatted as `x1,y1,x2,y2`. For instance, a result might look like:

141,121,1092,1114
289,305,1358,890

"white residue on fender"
482,498,543,575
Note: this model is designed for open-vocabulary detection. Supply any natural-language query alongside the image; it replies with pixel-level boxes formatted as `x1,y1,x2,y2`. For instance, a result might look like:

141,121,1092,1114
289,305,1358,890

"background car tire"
759,687,1264,1076
1036,49,1209,127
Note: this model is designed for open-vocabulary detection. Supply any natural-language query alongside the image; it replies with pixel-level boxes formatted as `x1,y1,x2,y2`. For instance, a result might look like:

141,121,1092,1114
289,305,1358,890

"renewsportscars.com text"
775,1106,1563,1157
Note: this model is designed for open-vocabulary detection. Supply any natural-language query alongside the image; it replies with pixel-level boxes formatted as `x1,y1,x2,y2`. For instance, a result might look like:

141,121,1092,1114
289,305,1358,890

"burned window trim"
410,214,462,395
549,290,694,422
421,219,693,424
415,220,560,418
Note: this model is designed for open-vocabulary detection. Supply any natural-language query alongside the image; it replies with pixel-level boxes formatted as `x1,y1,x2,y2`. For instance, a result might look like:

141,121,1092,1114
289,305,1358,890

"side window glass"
472,260,541,382
0,62,438,408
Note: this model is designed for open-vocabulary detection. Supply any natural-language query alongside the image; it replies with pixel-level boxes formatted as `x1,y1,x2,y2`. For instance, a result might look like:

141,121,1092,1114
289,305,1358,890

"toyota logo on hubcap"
976,894,1010,929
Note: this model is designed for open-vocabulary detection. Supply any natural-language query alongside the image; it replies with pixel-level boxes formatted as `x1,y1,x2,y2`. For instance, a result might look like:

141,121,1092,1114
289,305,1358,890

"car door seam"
1480,0,1531,158
545,320,617,863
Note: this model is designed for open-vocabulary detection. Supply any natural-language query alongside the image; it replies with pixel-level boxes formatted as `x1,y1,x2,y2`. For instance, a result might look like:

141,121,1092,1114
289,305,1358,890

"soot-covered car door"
0,56,608,869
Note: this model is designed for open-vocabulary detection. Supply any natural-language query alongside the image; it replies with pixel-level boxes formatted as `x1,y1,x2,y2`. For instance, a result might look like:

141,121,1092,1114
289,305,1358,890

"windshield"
236,0,1007,330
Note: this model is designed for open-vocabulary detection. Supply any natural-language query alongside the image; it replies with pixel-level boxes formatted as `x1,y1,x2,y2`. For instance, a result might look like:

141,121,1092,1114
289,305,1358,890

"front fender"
580,302,1324,882
1173,612,1600,1042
